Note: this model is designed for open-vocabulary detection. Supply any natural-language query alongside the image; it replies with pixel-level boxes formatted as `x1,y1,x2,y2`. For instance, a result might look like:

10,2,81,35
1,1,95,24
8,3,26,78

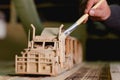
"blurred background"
0,0,120,63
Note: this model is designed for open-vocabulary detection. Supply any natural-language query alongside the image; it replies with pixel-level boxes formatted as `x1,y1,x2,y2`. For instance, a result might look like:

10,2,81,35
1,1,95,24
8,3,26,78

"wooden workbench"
1,61,120,80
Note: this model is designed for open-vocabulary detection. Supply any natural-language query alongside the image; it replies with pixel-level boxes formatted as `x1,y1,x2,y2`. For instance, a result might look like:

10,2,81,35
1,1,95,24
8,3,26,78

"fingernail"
89,9,95,16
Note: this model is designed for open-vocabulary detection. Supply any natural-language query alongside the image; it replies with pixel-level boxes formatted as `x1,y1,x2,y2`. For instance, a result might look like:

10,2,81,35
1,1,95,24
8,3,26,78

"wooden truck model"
15,0,103,76
15,24,83,76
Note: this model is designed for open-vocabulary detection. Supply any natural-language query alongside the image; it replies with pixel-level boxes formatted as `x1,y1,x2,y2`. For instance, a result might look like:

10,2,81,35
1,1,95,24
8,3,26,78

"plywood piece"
110,63,120,80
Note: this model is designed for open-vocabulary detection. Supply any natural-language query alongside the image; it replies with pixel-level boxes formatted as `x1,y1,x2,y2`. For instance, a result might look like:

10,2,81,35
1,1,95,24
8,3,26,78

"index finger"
85,0,99,14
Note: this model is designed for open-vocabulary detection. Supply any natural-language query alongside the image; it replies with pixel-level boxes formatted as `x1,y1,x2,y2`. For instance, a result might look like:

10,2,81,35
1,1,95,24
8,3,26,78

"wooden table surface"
1,61,120,80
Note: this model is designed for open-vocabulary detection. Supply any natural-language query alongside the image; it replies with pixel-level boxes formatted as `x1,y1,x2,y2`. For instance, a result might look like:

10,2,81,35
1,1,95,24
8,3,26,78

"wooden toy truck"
15,0,104,76
15,24,83,76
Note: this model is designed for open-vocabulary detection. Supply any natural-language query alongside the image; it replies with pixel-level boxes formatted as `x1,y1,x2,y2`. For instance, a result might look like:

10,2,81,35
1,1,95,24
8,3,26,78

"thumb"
89,9,103,17
89,9,95,16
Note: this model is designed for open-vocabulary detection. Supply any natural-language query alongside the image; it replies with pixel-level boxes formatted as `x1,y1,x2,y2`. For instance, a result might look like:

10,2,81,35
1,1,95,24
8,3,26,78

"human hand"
84,0,111,21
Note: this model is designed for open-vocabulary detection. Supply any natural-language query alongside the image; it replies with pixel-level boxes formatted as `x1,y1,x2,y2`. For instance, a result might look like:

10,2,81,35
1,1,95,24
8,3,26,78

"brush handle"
92,0,104,9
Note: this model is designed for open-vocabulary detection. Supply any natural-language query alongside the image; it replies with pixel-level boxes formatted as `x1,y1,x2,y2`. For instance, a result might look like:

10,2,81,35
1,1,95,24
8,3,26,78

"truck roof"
33,27,59,41
41,27,59,36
